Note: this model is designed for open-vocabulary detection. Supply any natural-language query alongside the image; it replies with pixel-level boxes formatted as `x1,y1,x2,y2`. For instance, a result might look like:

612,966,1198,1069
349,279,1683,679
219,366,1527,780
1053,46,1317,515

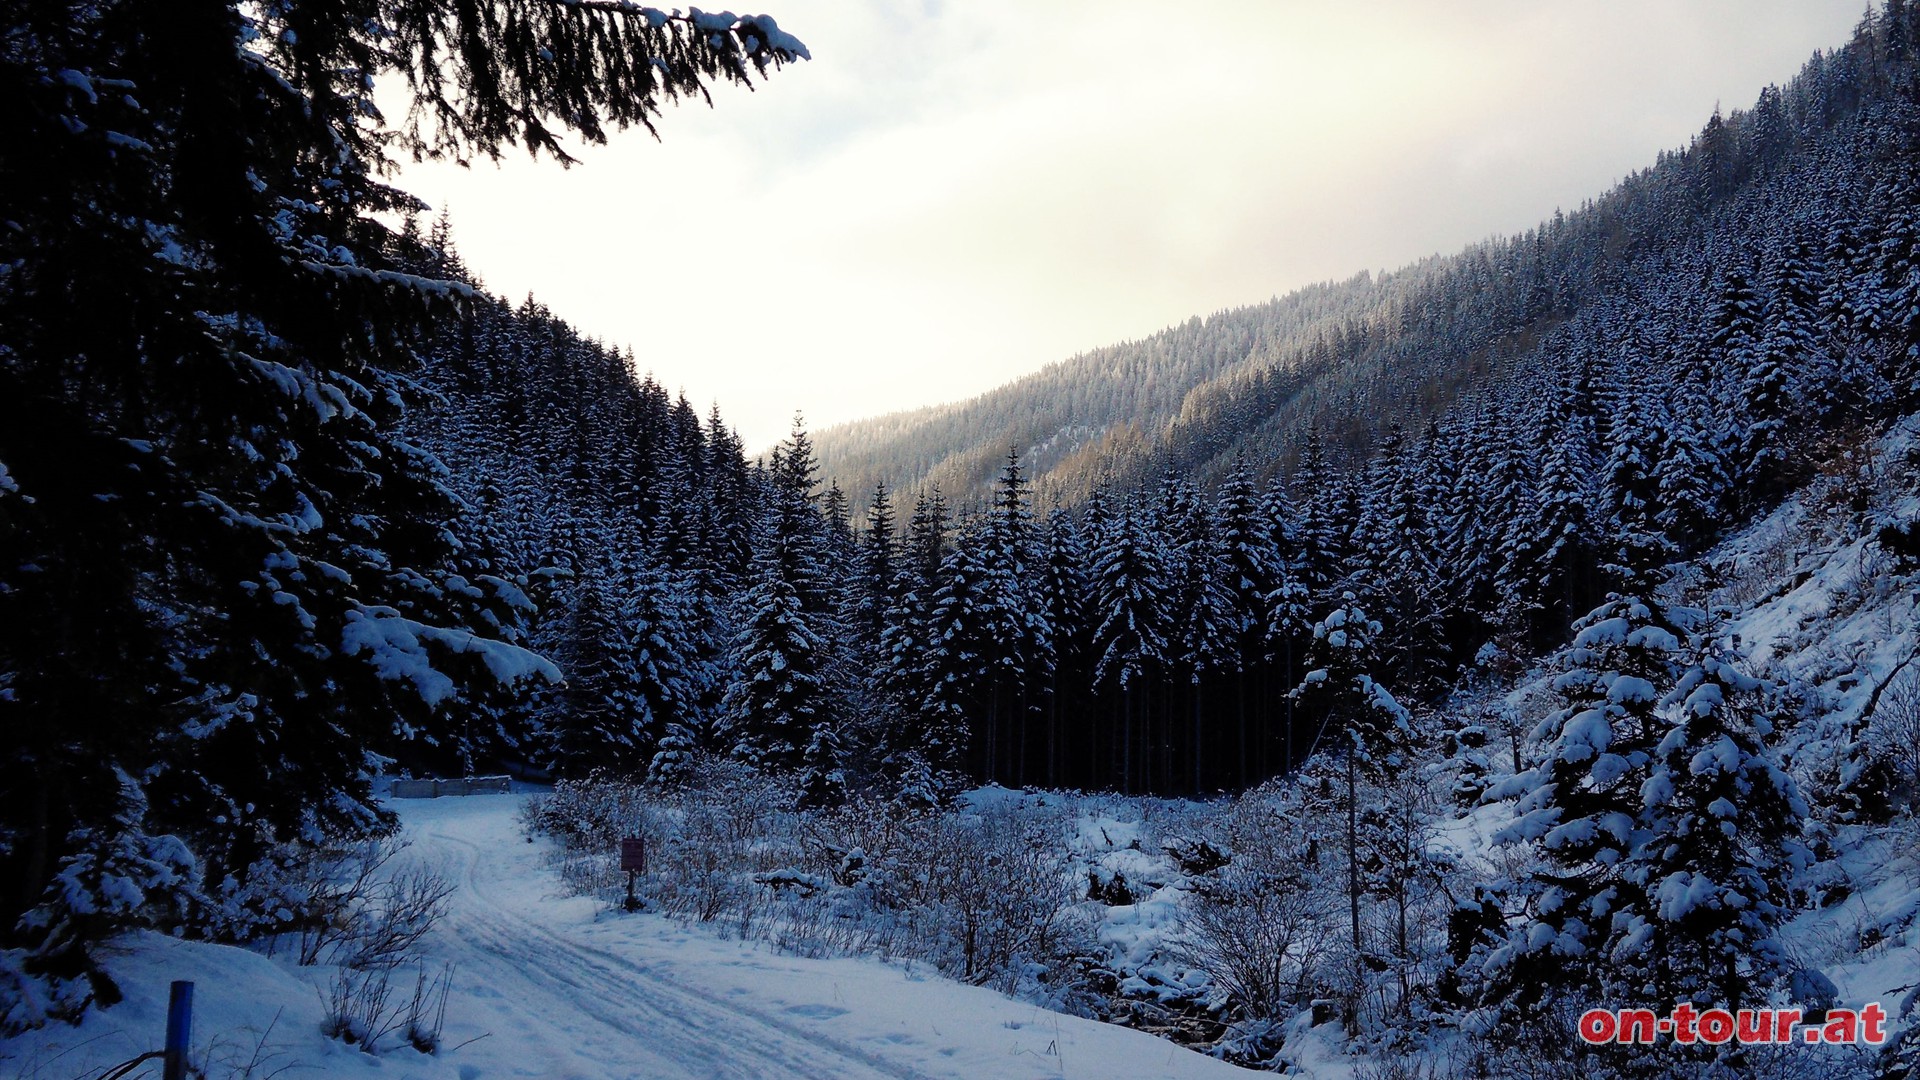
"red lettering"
1864,1002,1889,1045
1618,1008,1657,1044
1698,1009,1734,1044
1578,1009,1616,1044
1672,1002,1699,1044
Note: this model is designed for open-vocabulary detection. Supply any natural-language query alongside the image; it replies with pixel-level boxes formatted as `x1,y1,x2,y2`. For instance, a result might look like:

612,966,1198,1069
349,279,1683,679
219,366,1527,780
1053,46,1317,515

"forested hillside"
0,0,806,1029
10,1,1920,1075
814,10,1920,506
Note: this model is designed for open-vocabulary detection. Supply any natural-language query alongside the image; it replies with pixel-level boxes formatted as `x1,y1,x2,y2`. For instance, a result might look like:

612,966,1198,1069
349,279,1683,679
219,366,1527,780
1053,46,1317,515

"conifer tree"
646,721,698,790
1217,461,1280,784
1291,428,1344,602
924,527,990,775
0,0,804,1017
1601,375,1677,594
1289,593,1411,1017
977,450,1047,784
1655,373,1732,554
1478,591,1702,1021
1743,243,1821,496
874,488,952,786
721,569,826,773
1616,649,1806,1012
551,560,649,776
1038,507,1092,787
855,482,899,651
1091,497,1168,793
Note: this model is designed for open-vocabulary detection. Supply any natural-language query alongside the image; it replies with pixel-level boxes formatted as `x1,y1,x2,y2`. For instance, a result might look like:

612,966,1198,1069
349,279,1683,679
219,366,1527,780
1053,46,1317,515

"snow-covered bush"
1866,667,1920,808
528,766,1098,1010
1174,852,1335,1023
912,801,1086,994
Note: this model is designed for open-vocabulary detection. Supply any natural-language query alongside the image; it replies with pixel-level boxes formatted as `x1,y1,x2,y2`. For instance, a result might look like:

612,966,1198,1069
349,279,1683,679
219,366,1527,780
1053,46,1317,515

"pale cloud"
397,0,1866,449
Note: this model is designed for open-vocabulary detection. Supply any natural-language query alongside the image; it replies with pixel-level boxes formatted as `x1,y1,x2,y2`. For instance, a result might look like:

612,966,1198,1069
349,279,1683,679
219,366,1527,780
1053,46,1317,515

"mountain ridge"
813,27,1886,506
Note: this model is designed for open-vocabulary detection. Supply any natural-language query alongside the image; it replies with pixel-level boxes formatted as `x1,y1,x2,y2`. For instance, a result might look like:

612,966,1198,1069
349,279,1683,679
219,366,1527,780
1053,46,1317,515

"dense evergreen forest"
7,0,1920,1067
0,0,807,1025
406,0,1920,806
813,11,1920,508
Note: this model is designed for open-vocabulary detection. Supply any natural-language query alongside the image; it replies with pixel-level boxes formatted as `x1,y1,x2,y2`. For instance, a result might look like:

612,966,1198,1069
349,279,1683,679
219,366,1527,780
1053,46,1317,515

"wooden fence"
390,776,512,798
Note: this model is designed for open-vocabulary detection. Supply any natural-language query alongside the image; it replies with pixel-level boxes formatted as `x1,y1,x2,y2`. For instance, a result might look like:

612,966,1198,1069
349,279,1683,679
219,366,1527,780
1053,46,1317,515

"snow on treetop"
1655,870,1722,921
1689,734,1743,776
1605,674,1659,704
1557,706,1612,762
341,605,561,706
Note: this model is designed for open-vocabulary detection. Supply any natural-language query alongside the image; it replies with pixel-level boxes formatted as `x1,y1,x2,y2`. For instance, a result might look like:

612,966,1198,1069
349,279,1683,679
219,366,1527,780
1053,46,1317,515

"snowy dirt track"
386,794,1258,1079
1,793,1266,1080
415,800,936,1079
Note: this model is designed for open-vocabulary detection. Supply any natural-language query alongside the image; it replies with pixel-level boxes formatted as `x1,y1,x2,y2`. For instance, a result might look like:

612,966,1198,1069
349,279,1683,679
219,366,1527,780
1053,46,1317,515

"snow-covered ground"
3,793,1263,1080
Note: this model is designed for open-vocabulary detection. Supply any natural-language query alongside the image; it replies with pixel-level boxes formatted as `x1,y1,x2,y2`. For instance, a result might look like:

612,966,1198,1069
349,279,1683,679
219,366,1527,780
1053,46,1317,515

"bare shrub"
337,864,454,971
247,837,451,973
1173,803,1337,1022
913,803,1083,991
526,767,1094,1005
318,966,400,1051
197,1008,303,1079
1176,864,1335,1021
402,963,455,1053
1869,670,1920,808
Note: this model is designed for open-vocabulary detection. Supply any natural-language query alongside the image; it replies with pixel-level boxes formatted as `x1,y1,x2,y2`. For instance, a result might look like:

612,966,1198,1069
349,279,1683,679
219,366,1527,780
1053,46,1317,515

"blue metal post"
164,980,193,1080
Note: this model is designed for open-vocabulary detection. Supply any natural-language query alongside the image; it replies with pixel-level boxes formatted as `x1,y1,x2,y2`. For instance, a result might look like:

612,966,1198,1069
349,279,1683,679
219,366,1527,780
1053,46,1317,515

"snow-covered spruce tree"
1599,375,1679,595
923,528,991,776
1164,476,1235,793
873,488,951,791
2,0,803,1022
1474,591,1702,1040
1290,429,1350,603
1612,650,1807,1013
1742,242,1822,499
853,482,899,654
723,416,852,801
721,568,827,775
550,558,649,776
1216,459,1281,786
1357,421,1450,693
1037,505,1092,789
1655,372,1732,555
1531,369,1603,640
796,717,849,810
1263,506,1317,781
1287,593,1411,1024
645,721,698,790
986,449,1052,788
1090,496,1169,795
617,552,701,771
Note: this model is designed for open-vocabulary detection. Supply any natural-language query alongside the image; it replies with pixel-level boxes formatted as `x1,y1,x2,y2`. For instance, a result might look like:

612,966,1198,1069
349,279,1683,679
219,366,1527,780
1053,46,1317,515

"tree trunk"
1347,749,1362,1002
1236,665,1249,790
1182,680,1198,791
1283,636,1296,776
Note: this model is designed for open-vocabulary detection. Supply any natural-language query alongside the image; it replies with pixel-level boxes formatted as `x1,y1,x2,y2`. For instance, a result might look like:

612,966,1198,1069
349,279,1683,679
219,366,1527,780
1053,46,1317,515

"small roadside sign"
620,837,646,912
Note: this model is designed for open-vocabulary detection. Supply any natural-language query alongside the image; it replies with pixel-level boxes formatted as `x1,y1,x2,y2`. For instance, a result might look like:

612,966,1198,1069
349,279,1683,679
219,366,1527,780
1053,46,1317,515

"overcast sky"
397,0,1866,450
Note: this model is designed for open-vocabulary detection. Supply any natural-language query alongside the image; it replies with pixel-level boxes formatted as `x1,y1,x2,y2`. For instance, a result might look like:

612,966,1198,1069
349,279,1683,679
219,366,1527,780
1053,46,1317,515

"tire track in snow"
423,822,938,1080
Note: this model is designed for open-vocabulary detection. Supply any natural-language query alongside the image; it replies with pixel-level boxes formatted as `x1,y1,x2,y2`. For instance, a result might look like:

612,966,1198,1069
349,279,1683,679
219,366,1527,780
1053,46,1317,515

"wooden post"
620,837,646,912
163,980,193,1080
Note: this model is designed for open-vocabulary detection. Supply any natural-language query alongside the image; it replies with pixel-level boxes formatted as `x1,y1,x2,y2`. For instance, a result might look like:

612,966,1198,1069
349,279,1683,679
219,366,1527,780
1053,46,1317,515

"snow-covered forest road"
393,794,1256,1079
416,798,937,1079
